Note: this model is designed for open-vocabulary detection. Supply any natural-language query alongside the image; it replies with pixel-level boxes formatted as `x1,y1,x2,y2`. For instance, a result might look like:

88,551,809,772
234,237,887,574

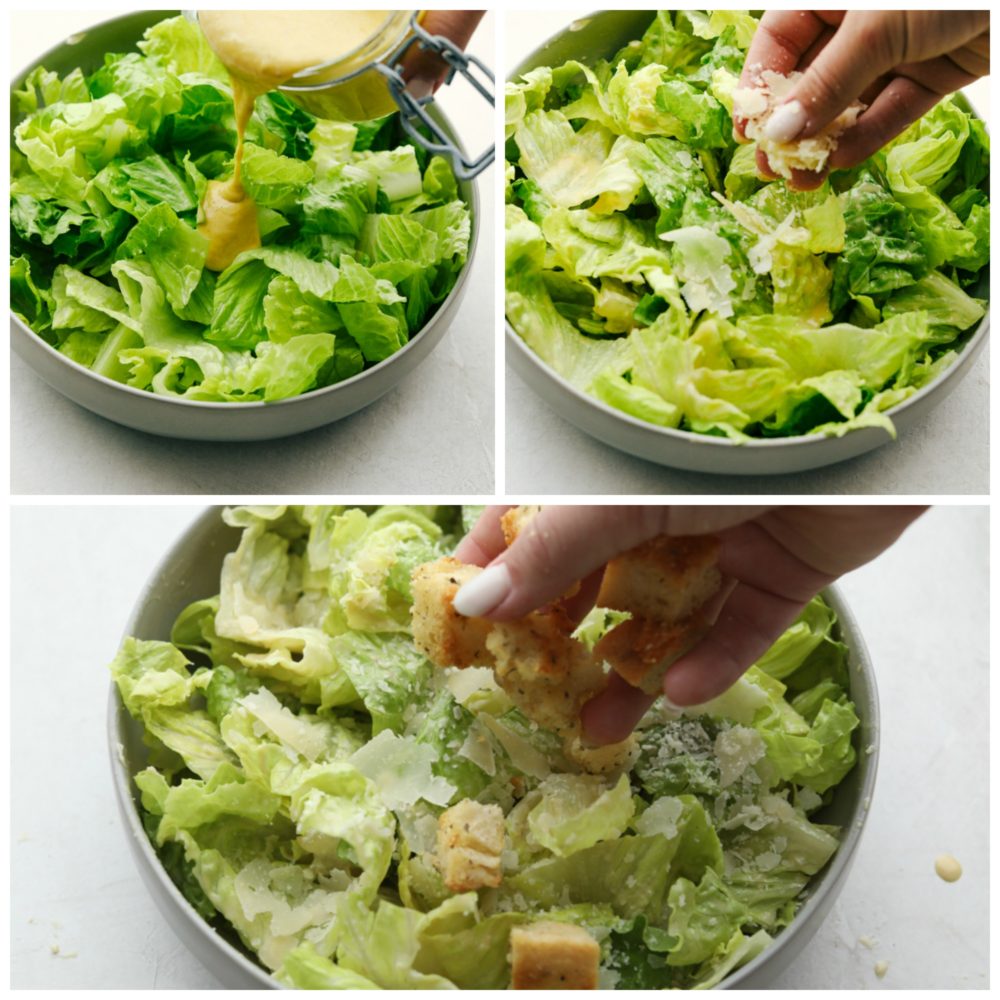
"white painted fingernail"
661,690,685,717
764,99,807,141
453,564,512,617
405,76,435,101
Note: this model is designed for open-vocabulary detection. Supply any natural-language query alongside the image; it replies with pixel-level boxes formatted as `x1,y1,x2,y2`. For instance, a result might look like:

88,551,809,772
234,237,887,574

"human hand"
402,10,486,99
453,505,926,744
735,11,990,190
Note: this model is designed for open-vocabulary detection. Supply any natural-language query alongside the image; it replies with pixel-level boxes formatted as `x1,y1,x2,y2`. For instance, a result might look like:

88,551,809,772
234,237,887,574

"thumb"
404,10,484,98
452,505,772,621
764,11,904,142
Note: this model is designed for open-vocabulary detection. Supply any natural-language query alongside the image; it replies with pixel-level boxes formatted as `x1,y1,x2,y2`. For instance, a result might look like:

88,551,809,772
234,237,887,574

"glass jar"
195,9,494,179
278,10,419,122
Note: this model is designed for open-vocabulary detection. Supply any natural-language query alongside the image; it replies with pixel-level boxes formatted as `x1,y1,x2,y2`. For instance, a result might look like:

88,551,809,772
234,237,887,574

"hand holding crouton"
453,506,927,744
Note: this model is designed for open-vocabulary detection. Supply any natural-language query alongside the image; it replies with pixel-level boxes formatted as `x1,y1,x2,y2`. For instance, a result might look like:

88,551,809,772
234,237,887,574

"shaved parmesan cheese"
238,688,328,760
733,70,864,179
714,726,766,788
635,795,684,840
458,718,497,776
478,714,551,779
660,226,737,318
349,730,456,809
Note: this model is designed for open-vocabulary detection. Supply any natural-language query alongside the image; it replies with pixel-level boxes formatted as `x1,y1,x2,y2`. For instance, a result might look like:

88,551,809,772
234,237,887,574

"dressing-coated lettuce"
505,10,989,441
111,505,862,988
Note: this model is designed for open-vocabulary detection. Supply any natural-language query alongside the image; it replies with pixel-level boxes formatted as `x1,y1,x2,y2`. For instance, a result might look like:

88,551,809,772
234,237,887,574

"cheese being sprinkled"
733,70,864,179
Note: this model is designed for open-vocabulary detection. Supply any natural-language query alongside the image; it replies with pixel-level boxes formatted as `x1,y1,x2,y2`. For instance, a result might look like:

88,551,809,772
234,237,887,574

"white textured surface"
9,505,988,988
504,13,990,496
10,11,495,495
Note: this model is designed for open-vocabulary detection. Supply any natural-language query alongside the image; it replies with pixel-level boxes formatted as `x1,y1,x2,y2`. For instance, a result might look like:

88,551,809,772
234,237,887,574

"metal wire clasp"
376,14,494,181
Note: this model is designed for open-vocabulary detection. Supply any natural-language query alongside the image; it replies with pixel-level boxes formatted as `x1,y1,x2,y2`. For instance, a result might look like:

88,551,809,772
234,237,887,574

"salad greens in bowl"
505,10,989,474
109,505,878,989
10,12,477,441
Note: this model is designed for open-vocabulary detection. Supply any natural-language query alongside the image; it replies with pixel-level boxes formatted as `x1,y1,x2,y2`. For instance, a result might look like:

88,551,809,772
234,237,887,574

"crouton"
597,535,721,622
594,535,721,694
412,557,495,669
487,611,607,736
594,614,712,696
564,733,639,775
436,799,505,892
412,553,608,742
510,922,600,990
411,523,724,771
501,504,542,546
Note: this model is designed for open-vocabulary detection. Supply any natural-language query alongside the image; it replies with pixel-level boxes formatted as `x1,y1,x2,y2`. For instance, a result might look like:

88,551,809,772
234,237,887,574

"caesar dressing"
197,10,395,270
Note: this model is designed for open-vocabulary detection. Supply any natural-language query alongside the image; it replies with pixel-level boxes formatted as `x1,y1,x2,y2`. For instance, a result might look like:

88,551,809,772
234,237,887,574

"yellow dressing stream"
197,10,394,271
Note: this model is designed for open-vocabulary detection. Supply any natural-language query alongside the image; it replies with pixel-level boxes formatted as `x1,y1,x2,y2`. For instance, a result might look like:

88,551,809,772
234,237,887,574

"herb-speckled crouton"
436,799,505,892
510,921,600,989
412,557,494,669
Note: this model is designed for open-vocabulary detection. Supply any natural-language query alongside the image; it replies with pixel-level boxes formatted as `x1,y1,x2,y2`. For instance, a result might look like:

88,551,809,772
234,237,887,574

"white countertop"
10,504,988,988
10,11,495,495
503,12,990,496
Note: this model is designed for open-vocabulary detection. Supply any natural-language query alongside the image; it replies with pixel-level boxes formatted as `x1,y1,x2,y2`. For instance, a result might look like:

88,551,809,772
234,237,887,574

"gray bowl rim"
504,9,989,454
106,505,880,990
11,9,480,414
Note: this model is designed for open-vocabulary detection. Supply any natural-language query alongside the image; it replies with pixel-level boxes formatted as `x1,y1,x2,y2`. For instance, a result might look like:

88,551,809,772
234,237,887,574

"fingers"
741,11,831,85
560,568,606,627
828,76,941,171
581,672,655,745
453,506,771,621
403,10,485,98
663,581,809,705
774,11,990,142
735,11,833,140
454,506,666,620
755,146,827,191
766,11,909,141
718,519,833,604
453,505,513,566
756,506,928,579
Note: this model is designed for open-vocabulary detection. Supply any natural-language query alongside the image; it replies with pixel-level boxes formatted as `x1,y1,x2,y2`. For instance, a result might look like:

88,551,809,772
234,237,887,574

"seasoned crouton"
412,557,495,669
510,922,600,990
594,535,721,694
487,610,607,736
564,733,639,775
412,553,608,742
598,535,721,622
594,614,713,696
436,799,505,892
501,504,542,547
411,524,724,770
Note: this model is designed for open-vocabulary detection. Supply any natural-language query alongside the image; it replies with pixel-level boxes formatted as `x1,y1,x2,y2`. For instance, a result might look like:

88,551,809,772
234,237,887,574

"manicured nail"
405,76,436,101
453,563,512,617
764,99,806,142
661,690,685,716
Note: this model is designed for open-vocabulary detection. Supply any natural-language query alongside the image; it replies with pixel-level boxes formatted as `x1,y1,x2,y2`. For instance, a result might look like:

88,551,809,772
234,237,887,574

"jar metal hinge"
377,14,494,181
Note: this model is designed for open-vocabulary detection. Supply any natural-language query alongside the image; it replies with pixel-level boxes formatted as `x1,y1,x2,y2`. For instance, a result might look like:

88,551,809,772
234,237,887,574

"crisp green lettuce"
110,505,862,989
10,15,470,402
505,11,988,441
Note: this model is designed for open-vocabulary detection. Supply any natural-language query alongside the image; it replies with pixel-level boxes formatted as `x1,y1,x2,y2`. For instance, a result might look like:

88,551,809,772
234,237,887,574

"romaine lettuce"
10,15,470,403
110,505,863,988
505,11,989,441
